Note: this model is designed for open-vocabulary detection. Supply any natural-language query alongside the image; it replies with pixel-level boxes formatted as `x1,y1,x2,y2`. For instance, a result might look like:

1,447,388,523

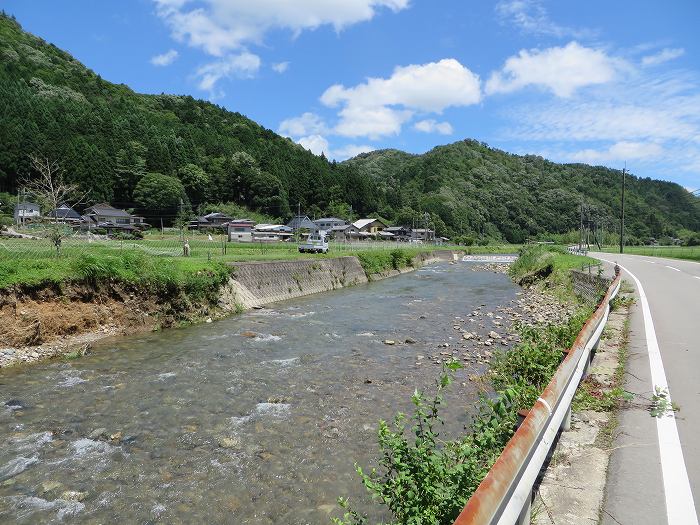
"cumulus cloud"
413,119,453,135
279,112,329,137
486,42,619,98
295,134,374,160
298,134,330,156
194,52,261,96
151,49,179,66
333,143,376,159
641,47,685,67
321,58,481,138
153,0,409,56
272,61,290,73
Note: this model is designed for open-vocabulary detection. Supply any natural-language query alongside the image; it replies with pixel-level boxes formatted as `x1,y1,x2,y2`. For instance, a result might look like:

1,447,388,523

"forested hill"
343,143,700,244
1,12,698,243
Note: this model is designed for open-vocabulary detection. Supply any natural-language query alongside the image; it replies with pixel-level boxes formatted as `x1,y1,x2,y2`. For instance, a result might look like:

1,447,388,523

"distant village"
12,201,446,244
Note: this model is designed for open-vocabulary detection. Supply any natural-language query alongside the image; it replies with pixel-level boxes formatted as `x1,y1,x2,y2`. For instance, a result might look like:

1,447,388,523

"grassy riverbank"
334,245,598,525
0,237,448,290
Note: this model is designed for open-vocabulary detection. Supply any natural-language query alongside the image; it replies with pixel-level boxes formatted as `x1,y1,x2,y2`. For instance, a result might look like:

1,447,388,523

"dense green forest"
1,12,698,243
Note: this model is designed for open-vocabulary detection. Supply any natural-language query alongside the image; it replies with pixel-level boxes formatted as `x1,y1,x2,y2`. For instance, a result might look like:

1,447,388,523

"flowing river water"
0,262,521,524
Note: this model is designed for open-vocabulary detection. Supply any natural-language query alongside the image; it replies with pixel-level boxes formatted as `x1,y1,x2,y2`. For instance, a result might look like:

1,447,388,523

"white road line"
599,257,698,524
665,265,681,272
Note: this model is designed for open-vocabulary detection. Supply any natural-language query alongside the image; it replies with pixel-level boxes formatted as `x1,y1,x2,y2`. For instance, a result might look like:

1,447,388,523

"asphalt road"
590,252,699,525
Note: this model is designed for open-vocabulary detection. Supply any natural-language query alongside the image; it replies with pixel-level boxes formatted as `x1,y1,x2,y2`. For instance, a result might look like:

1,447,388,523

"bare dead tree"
22,154,89,255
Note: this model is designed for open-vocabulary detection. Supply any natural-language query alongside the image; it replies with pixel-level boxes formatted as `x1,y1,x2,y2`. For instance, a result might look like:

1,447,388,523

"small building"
13,202,41,223
410,228,436,242
228,219,256,242
253,224,294,242
287,215,316,231
329,224,361,242
45,204,81,224
313,217,346,232
352,218,388,234
189,212,234,231
83,203,147,229
384,226,411,242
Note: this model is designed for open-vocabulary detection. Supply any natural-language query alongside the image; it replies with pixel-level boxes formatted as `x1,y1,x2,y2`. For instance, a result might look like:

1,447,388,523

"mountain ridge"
1,11,698,243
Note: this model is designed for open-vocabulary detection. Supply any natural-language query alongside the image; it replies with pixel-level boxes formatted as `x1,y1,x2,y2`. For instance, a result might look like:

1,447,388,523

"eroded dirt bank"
0,251,460,368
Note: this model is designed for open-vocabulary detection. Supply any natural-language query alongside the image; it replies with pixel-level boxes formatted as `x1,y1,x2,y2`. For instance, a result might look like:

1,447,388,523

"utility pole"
579,202,584,252
620,164,626,254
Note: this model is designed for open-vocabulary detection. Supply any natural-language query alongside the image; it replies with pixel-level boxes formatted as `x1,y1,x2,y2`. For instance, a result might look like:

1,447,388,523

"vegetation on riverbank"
333,245,597,525
0,235,449,290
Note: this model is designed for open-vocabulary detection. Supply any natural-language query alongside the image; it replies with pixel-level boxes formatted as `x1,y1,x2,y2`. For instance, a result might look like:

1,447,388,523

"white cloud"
486,42,619,98
641,47,685,67
294,135,374,160
569,141,665,164
333,143,376,159
495,0,590,39
298,134,330,156
272,61,290,73
413,119,453,135
321,58,481,138
154,0,409,56
279,112,328,137
151,49,179,66
194,52,261,96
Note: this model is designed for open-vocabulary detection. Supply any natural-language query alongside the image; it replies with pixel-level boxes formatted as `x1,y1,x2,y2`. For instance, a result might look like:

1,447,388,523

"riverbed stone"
88,428,107,440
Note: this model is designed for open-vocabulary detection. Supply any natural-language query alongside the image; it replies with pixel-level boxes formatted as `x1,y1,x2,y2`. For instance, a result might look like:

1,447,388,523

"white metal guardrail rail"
453,271,622,525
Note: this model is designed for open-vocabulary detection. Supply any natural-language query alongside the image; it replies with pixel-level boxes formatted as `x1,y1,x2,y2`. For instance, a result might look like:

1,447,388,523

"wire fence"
0,229,446,264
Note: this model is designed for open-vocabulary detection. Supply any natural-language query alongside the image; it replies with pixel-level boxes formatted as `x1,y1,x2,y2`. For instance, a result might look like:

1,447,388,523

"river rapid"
0,262,521,524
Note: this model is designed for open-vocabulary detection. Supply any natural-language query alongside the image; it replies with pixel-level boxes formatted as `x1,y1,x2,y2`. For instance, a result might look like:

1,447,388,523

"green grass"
0,234,471,289
601,245,700,262
509,245,597,301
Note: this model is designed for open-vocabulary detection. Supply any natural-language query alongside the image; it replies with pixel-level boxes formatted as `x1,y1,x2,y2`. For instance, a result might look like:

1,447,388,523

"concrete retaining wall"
219,256,368,309
219,251,460,310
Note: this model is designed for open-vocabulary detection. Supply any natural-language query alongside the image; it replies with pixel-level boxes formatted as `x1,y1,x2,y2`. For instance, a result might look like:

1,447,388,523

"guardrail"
454,270,622,525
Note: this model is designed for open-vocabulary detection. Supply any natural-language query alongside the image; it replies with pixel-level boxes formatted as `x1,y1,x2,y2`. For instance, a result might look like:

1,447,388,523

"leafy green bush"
335,304,593,524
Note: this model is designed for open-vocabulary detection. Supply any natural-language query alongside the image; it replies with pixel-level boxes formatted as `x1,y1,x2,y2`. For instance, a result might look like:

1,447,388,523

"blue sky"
4,0,700,190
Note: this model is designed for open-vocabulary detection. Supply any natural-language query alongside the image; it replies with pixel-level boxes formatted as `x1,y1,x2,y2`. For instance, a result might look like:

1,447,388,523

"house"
352,218,388,235
287,215,315,231
384,226,411,242
83,203,147,230
189,212,234,231
253,224,294,242
329,224,360,242
313,217,346,231
410,228,436,242
13,202,41,223
45,204,81,224
228,219,256,242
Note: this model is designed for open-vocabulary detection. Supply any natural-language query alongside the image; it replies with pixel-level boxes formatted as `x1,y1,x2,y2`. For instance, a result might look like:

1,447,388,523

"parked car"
298,231,329,253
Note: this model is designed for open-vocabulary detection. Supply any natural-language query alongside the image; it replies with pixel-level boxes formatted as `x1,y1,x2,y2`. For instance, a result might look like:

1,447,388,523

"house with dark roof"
329,224,361,242
313,217,346,231
189,211,234,231
45,204,81,224
83,203,147,230
287,215,315,231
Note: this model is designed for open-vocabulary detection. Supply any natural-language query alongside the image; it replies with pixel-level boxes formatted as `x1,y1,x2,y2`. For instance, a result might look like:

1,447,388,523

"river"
0,261,521,524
